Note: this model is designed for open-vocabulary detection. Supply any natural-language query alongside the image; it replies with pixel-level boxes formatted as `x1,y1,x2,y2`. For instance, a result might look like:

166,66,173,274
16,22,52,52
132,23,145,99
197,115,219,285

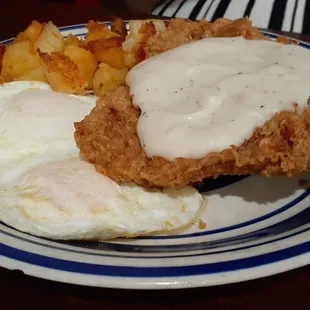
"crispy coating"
74,87,310,188
122,18,266,68
75,18,309,188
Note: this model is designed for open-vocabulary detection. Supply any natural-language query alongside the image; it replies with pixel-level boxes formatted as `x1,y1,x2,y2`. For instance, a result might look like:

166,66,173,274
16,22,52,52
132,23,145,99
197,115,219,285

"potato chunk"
85,20,119,43
88,37,124,69
34,21,65,53
65,34,86,49
92,63,127,96
40,51,88,94
64,45,97,86
15,21,43,43
111,18,127,37
1,40,42,82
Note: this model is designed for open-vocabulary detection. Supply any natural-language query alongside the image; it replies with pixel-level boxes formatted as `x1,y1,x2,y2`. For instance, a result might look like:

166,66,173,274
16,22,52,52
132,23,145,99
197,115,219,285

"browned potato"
85,20,119,43
64,45,97,86
92,63,128,96
111,18,127,37
15,21,43,43
65,34,81,47
1,40,42,82
65,34,87,49
34,21,65,53
87,37,125,69
39,51,89,94
19,66,48,83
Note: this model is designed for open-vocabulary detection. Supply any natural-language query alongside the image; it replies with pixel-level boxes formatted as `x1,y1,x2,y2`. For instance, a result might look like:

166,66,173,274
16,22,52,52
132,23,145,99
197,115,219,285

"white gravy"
126,37,310,160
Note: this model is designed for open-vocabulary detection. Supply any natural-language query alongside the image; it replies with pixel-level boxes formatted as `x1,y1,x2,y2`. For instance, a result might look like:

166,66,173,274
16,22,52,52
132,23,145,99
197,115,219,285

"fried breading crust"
74,87,310,188
123,18,267,68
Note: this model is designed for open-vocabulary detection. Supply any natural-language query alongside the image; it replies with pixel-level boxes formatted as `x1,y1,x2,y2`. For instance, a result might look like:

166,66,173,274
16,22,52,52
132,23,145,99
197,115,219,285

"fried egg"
0,81,96,184
0,158,204,240
0,81,205,240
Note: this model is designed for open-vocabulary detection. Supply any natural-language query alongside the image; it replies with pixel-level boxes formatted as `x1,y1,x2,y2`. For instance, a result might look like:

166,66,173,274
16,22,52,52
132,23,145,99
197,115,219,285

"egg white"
0,81,206,240
0,81,96,184
0,158,204,240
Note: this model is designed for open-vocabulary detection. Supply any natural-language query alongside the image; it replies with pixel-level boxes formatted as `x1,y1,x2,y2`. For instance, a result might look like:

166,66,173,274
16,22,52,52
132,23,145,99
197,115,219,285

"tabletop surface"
1,1,310,309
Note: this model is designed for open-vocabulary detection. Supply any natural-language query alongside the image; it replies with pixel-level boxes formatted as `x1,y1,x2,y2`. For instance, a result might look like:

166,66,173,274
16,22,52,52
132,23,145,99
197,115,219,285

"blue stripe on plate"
63,204,310,252
138,188,310,239
1,239,310,277
1,219,309,259
1,202,310,257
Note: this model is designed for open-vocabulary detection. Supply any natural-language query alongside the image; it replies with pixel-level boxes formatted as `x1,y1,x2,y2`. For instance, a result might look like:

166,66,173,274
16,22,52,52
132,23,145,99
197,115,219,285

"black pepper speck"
260,105,264,108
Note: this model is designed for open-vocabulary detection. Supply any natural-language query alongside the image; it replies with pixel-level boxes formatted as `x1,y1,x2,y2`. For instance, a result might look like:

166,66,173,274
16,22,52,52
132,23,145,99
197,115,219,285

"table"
1,1,310,309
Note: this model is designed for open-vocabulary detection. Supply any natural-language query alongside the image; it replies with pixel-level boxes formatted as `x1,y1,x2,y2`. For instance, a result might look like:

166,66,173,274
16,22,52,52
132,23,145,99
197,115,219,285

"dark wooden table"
1,1,310,309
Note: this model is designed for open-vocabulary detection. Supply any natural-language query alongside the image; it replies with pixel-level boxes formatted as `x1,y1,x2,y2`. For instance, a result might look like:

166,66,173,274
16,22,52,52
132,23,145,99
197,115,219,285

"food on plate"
0,157,203,240
64,34,85,48
64,44,98,86
1,16,308,240
85,20,119,43
122,18,266,69
0,19,128,95
92,63,128,97
39,51,90,94
0,81,96,180
0,81,205,240
34,21,65,54
1,40,46,82
14,20,43,43
88,36,125,69
75,24,310,188
111,17,128,38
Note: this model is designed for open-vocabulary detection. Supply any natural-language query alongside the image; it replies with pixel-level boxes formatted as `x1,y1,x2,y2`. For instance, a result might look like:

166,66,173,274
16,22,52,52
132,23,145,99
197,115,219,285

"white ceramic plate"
0,23,310,290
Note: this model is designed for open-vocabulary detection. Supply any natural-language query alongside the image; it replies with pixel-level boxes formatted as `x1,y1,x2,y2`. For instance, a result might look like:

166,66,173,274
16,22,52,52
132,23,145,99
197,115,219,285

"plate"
1,23,310,290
